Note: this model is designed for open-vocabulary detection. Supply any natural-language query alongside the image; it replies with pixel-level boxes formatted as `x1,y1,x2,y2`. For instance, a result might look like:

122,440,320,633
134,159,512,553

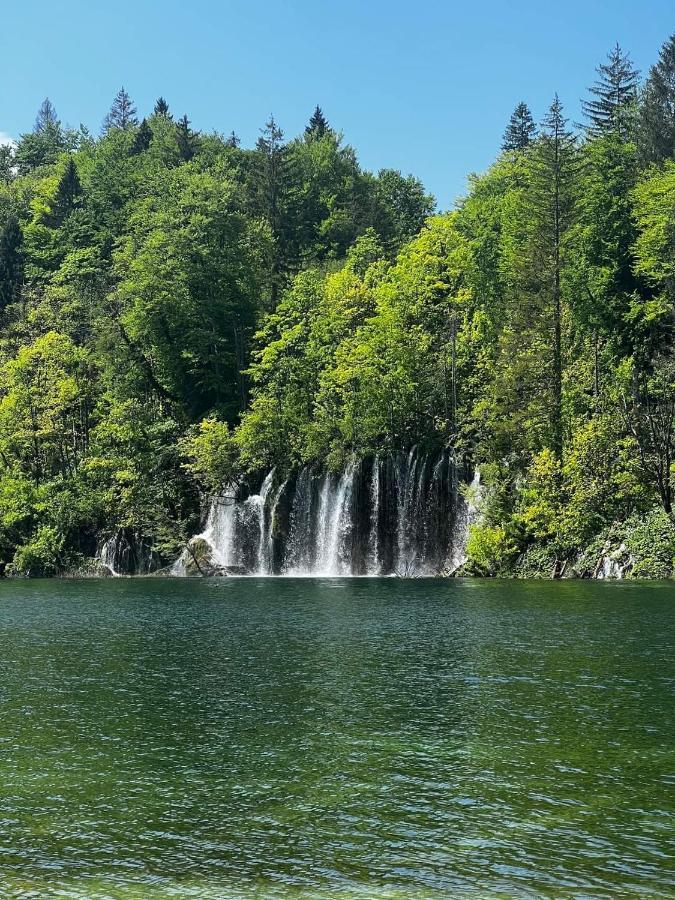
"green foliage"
624,508,675,578
638,34,675,164
0,92,438,573
12,524,64,576
180,418,238,493
465,523,518,576
502,102,537,151
582,43,639,139
2,34,675,577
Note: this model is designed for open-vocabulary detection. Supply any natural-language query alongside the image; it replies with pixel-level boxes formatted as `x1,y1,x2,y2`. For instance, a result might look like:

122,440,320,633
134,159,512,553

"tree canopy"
1,31,675,577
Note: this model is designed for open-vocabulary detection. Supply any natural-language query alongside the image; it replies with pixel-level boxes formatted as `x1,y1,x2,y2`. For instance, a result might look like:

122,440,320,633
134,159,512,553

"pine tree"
34,98,59,134
153,97,171,118
582,43,639,138
14,100,65,173
638,33,675,163
0,214,23,312
255,116,296,306
131,118,153,154
305,105,330,140
50,157,82,225
176,114,197,161
225,131,240,148
529,95,578,460
502,102,537,151
103,87,138,132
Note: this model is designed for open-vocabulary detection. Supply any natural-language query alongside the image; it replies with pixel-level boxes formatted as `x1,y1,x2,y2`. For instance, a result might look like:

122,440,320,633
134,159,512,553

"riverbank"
38,503,675,580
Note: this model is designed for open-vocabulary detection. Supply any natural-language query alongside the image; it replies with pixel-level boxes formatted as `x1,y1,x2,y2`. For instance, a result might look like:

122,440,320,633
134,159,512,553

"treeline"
0,92,433,573
0,34,674,576
225,36,675,577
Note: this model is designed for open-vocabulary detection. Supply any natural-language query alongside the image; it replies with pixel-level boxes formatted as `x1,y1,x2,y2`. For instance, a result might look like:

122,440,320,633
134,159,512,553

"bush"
624,507,675,579
465,523,518,575
12,525,64,576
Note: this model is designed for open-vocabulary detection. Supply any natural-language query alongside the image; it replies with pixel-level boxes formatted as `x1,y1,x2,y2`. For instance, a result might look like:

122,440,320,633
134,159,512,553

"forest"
0,33,674,577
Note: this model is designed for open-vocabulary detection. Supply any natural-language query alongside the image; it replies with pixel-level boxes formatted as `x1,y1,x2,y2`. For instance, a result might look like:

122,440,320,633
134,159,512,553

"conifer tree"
638,33,675,163
502,101,537,151
103,87,138,132
131,118,153,154
529,95,578,460
0,214,23,312
255,116,296,306
153,97,171,118
176,114,197,161
582,43,639,138
14,99,65,173
305,105,330,140
225,131,240,148
34,98,59,134
51,157,82,225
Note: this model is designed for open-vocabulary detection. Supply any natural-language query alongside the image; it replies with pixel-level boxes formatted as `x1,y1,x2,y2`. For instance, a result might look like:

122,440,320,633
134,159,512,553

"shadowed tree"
0,214,23,312
638,33,675,163
53,156,82,215
103,87,138,132
0,144,13,184
153,97,171,118
255,115,297,306
34,98,59,134
176,114,198,161
502,102,537,151
582,43,639,138
131,118,153,155
305,106,330,140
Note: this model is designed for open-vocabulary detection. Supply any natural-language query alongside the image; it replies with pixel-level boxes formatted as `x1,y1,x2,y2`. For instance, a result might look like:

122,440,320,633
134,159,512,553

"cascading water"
176,449,478,576
99,529,161,576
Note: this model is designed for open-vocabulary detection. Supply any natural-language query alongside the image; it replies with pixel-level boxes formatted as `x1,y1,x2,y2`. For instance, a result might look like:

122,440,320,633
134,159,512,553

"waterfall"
98,529,161,576
99,534,121,576
366,457,381,575
176,451,477,576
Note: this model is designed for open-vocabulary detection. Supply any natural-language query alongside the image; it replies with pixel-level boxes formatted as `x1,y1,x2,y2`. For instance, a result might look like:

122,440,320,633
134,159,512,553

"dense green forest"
1,34,675,576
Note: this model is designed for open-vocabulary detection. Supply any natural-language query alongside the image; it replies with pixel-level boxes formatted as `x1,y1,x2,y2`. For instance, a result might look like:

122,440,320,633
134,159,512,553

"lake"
0,578,673,897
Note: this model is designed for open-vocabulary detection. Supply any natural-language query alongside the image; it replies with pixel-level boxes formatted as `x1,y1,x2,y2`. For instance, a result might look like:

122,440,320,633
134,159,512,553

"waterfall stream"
176,449,478,576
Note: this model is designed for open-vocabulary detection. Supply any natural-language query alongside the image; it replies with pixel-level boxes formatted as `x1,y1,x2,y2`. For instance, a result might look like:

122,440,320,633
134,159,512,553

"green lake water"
0,578,673,898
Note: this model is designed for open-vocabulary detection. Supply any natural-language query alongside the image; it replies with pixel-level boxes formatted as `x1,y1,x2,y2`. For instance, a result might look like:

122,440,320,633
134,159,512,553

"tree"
255,116,295,306
115,167,266,420
502,102,537,151
176,114,197,161
131,118,153,155
305,105,330,140
153,97,171,118
34,98,59,134
0,143,14,184
14,99,67,173
524,96,578,460
51,156,83,224
375,169,435,246
638,33,675,164
225,131,240,148
0,214,23,312
0,332,93,483
582,43,639,138
103,87,138,132
620,355,675,515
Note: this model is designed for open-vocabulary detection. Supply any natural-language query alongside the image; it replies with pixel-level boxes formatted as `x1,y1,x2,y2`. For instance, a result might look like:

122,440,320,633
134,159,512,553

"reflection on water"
0,578,673,897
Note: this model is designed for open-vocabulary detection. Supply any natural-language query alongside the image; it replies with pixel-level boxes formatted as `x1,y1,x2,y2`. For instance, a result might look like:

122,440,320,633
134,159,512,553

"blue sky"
1,0,673,209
